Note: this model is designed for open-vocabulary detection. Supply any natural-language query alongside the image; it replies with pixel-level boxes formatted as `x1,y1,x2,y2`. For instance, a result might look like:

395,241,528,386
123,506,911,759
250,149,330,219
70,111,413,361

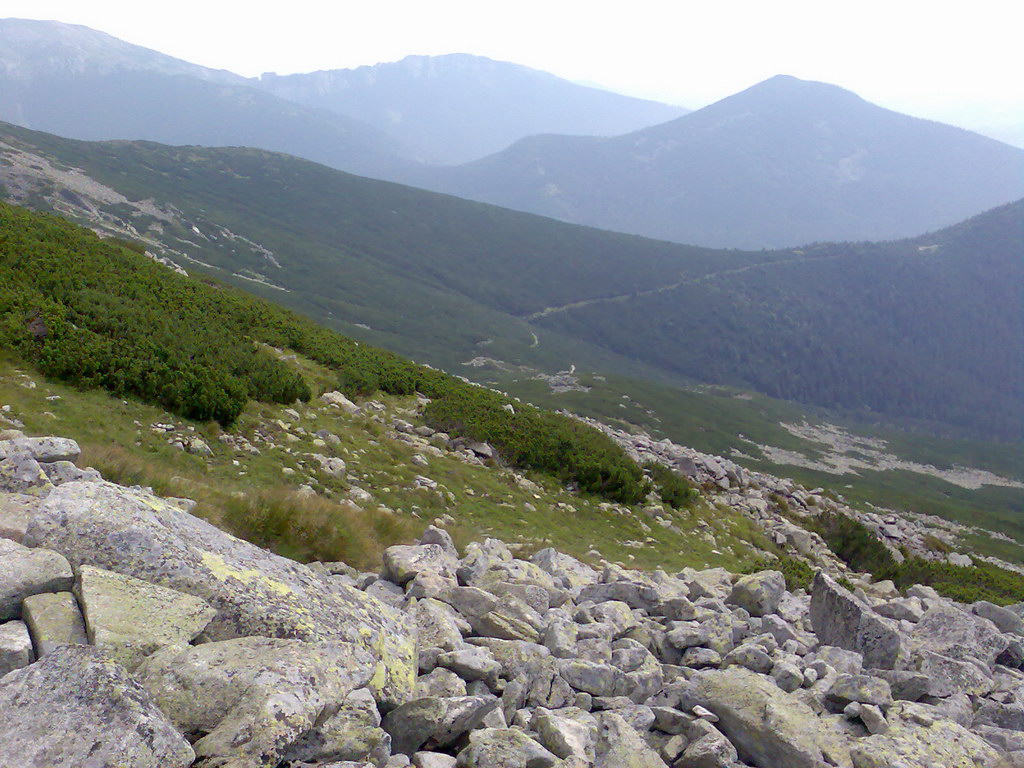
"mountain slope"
0,18,410,178
536,199,1024,440
257,54,688,165
412,75,1024,248
0,120,762,377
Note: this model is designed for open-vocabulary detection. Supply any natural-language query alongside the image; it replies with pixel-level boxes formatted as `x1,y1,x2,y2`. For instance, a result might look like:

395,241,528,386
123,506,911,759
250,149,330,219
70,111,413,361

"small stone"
692,704,719,722
0,621,33,676
859,703,888,734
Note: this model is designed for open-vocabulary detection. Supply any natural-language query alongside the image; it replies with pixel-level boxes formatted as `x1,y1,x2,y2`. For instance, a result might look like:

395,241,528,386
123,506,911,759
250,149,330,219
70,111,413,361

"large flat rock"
25,480,416,705
690,666,852,768
136,636,376,768
0,644,194,768
75,564,216,669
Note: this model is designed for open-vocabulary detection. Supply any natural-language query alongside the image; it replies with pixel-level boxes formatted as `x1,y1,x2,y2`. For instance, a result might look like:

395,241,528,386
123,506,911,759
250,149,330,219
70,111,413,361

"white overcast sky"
4,0,1023,131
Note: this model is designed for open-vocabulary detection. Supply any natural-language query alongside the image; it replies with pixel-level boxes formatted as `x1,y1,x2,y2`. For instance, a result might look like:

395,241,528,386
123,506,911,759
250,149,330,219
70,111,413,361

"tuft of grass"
203,489,418,570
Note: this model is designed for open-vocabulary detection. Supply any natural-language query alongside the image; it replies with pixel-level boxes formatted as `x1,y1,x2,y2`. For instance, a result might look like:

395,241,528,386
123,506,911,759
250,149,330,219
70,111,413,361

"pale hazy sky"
4,0,1023,133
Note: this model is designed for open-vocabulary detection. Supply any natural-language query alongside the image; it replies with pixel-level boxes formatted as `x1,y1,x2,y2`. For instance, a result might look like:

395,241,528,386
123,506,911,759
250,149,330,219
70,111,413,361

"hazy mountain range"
3,18,1023,250
257,54,688,165
0,19,682,172
408,75,1024,248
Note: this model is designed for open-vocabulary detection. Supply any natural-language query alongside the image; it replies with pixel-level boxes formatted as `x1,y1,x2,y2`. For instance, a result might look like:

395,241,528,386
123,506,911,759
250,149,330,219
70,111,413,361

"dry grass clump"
206,489,419,570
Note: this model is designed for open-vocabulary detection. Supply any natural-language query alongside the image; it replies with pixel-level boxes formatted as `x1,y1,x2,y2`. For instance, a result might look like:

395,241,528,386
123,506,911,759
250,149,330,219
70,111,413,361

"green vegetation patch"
807,510,1024,606
0,201,643,503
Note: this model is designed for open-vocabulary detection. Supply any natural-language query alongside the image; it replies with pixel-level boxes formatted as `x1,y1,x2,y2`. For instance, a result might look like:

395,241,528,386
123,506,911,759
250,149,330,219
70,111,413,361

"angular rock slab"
22,591,87,656
810,572,903,669
383,543,459,585
0,644,194,768
0,436,81,464
136,636,376,768
383,695,500,755
25,481,416,705
691,667,852,768
0,537,73,619
75,564,216,669
0,492,40,543
455,728,560,767
594,711,667,768
282,687,392,765
911,604,1008,667
849,702,1000,768
0,452,53,496
727,569,785,617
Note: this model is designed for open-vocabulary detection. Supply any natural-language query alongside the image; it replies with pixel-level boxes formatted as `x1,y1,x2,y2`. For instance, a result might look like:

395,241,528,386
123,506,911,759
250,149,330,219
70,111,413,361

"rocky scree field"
1,429,1024,767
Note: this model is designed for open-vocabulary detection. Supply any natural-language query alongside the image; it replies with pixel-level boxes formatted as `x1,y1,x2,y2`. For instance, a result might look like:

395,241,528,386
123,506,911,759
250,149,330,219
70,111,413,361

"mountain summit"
413,74,1024,248
0,18,409,178
256,53,688,164
0,18,243,82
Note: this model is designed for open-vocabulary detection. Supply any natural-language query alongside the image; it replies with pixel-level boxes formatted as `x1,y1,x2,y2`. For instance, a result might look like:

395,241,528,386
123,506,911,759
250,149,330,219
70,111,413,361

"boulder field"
1,433,1022,767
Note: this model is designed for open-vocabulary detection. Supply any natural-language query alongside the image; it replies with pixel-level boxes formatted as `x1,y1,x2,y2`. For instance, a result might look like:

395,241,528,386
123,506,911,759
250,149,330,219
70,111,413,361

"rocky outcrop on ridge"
2,431,1023,767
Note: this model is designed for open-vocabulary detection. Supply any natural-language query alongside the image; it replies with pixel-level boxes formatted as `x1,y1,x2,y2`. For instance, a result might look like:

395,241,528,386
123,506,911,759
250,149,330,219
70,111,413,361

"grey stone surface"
383,695,500,755
690,667,851,768
75,564,215,669
0,492,39,543
0,436,81,464
810,573,903,669
0,644,194,768
22,590,87,656
911,604,1008,666
384,543,459,586
455,727,560,767
0,620,33,676
136,636,376,767
0,452,53,495
727,570,785,617
0,537,73,619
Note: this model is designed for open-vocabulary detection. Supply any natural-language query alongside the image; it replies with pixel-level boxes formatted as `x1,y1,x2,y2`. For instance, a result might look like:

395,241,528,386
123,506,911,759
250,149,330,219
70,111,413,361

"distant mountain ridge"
410,74,1024,248
256,54,689,164
0,17,244,82
0,19,688,172
0,18,410,178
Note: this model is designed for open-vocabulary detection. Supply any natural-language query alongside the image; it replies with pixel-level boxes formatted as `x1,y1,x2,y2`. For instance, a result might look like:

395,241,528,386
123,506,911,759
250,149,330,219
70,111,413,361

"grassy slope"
497,370,1024,564
0,350,772,573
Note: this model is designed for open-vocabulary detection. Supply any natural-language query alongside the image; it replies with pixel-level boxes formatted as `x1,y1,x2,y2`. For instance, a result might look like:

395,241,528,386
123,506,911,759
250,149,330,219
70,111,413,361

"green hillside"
0,122,1019,446
0,199,777,572
537,201,1024,441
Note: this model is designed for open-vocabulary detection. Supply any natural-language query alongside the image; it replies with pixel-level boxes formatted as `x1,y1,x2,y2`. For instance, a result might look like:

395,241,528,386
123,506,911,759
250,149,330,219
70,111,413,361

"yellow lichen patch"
199,551,298,600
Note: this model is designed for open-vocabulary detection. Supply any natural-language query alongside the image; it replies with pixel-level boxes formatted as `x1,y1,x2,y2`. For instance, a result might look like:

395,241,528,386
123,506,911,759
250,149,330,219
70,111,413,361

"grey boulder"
727,570,786,617
0,537,73,619
0,644,194,768
25,481,416,705
810,573,903,669
136,636,376,768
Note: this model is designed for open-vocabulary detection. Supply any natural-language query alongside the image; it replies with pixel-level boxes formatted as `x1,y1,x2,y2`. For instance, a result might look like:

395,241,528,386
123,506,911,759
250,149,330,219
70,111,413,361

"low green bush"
642,462,698,509
805,509,1024,605
743,554,816,591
